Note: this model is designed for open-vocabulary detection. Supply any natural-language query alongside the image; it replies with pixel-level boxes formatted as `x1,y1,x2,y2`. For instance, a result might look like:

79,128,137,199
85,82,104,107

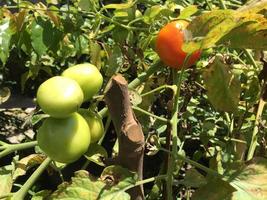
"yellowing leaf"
192,178,236,200
183,7,267,52
228,157,267,200
237,0,267,13
50,168,137,199
203,56,241,112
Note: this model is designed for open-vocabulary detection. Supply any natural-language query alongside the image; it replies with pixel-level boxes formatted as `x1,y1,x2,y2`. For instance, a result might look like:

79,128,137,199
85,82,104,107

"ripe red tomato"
155,20,201,70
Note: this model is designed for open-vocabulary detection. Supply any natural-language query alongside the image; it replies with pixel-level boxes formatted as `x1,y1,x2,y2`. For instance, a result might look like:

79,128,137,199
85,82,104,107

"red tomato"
155,20,201,70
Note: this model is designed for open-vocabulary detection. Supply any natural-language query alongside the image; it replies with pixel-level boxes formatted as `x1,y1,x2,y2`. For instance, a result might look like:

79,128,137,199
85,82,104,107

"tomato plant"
37,76,84,118
79,108,104,144
37,112,91,163
1,1,267,200
155,20,201,69
62,63,103,101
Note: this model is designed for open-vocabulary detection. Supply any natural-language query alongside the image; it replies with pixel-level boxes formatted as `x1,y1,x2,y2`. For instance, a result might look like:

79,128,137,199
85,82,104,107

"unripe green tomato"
78,109,104,143
37,113,91,163
37,76,84,118
62,63,103,101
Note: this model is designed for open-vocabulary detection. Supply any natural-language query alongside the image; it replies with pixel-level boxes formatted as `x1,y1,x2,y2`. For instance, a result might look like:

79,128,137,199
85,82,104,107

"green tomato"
79,109,104,143
37,113,91,163
37,76,84,118
62,63,103,101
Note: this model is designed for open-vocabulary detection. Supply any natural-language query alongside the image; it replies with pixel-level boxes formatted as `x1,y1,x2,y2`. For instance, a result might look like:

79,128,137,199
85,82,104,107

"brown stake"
104,74,145,200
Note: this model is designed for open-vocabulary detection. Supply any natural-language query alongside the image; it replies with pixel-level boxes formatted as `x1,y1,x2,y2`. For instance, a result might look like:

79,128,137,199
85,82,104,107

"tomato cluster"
36,63,104,163
155,20,201,70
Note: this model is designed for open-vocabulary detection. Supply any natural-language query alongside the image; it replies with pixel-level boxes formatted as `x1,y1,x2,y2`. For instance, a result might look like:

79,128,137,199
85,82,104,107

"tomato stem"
166,55,191,200
0,141,38,159
11,157,52,200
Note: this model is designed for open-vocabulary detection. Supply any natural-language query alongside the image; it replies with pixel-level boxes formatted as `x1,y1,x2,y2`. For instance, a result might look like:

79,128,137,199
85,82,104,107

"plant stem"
0,141,37,158
176,153,222,177
166,55,192,200
132,106,169,123
128,60,162,89
12,157,52,200
98,13,148,31
160,147,222,178
166,68,185,200
0,194,13,199
246,98,266,160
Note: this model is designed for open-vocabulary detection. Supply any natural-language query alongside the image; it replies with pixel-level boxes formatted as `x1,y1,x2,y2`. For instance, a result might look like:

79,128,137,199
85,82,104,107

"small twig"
141,85,175,97
124,174,167,191
132,106,169,123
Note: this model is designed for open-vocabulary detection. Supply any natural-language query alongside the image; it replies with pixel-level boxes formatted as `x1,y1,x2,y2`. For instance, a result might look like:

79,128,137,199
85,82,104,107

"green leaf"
84,143,108,166
203,56,241,112
219,13,267,49
105,45,123,77
31,114,50,125
0,19,14,64
50,167,137,199
78,0,100,13
143,5,171,24
90,41,102,69
103,0,136,10
31,17,63,56
227,157,267,200
192,178,236,200
31,20,47,56
178,5,198,20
